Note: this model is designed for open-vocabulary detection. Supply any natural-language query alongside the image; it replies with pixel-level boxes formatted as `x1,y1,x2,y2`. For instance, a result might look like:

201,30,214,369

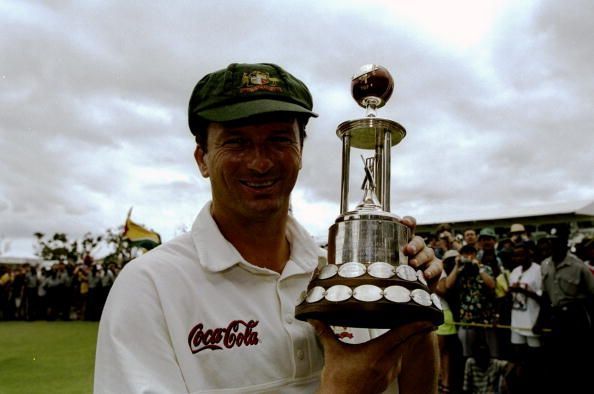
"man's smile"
240,179,278,189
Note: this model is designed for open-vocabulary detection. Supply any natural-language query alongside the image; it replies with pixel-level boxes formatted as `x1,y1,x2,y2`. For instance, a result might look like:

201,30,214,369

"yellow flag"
123,211,161,250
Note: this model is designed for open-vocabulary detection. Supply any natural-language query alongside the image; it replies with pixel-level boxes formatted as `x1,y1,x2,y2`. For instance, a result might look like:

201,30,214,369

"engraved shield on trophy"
295,65,444,328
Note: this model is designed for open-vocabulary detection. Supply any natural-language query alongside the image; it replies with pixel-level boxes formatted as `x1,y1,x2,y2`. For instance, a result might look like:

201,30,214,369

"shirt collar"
191,202,321,276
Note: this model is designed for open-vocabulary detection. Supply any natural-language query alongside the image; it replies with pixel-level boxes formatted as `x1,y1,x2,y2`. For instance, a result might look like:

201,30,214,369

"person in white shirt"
508,241,543,392
509,242,542,349
94,62,443,394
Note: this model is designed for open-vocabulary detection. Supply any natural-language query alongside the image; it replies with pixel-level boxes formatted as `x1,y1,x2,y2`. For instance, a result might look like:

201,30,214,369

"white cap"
510,223,525,233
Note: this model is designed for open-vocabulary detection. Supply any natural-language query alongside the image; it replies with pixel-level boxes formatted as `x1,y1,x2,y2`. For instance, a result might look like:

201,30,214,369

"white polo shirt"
95,203,325,393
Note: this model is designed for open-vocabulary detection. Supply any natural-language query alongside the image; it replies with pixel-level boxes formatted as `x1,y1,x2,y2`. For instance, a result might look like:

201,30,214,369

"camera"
460,257,472,264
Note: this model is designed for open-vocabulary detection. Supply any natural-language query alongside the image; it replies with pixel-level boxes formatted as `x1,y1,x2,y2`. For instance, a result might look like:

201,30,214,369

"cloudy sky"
2,0,593,258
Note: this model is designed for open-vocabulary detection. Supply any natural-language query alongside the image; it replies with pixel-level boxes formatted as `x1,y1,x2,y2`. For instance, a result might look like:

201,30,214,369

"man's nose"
246,145,274,173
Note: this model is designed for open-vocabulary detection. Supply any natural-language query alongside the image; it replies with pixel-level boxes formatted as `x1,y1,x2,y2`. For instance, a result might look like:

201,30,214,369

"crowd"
0,257,119,322
430,223,594,394
2,221,593,393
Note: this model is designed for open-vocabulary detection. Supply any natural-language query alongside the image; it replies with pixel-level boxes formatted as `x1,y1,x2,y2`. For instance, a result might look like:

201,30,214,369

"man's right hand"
310,320,438,394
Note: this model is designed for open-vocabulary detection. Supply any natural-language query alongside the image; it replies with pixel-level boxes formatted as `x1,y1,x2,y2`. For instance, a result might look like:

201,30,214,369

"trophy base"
295,296,444,329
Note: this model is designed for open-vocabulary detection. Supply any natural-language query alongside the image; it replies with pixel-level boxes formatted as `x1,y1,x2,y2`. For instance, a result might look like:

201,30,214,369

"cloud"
1,0,593,257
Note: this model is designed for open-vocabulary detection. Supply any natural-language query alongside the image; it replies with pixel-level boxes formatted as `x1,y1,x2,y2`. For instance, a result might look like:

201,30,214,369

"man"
509,242,542,349
538,226,594,392
445,244,497,360
508,241,542,392
476,227,506,359
463,228,477,248
509,223,529,245
94,63,442,393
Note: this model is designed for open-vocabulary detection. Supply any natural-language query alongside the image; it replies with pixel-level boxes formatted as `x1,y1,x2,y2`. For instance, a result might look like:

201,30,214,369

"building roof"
417,200,594,226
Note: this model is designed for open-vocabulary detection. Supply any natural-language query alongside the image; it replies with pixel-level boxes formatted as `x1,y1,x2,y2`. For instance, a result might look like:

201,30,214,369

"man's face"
479,236,496,251
511,247,530,267
464,230,477,245
195,116,302,222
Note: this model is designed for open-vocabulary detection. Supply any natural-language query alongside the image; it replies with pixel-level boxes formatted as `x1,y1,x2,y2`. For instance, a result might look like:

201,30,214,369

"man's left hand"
400,216,443,291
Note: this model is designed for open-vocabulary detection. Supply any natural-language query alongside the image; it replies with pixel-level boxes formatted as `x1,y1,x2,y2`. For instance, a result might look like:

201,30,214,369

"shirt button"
296,349,304,360
285,315,294,324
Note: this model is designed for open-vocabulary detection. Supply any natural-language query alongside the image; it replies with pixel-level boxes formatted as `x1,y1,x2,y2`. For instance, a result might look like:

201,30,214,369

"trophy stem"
383,129,392,212
374,128,384,209
340,133,351,215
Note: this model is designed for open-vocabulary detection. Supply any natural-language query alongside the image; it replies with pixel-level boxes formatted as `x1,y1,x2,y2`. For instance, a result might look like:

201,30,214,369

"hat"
443,249,460,260
510,223,525,233
478,227,497,240
188,63,318,128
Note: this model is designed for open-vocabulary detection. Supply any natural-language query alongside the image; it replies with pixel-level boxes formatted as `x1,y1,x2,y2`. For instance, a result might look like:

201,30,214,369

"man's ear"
194,145,209,178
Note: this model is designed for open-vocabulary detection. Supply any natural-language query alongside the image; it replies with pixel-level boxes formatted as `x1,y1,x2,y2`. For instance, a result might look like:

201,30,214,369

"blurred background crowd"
0,257,119,322
428,222,594,393
1,221,592,393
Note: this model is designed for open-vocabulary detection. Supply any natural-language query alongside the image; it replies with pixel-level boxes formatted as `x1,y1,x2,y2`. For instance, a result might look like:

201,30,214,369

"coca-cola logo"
188,320,260,354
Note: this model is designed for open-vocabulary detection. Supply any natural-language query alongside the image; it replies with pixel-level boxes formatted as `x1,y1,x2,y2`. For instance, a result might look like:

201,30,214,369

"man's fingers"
368,321,435,352
403,236,426,258
423,259,443,284
400,216,416,230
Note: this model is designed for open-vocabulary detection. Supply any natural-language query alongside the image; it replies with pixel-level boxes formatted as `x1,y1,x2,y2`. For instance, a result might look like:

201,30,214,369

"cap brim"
196,99,318,122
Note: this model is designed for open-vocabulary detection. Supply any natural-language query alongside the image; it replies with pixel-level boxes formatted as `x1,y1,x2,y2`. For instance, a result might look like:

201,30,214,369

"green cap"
188,63,318,130
478,227,498,240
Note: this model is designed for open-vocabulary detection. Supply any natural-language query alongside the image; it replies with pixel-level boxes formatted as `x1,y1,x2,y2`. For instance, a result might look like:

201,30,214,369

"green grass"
0,321,98,394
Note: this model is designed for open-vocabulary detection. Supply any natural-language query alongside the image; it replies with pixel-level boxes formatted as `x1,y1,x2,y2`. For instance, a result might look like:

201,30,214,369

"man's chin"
243,200,287,218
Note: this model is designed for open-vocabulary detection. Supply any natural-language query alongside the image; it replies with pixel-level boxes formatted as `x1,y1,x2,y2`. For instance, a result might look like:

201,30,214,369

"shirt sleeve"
94,262,187,394
581,263,594,295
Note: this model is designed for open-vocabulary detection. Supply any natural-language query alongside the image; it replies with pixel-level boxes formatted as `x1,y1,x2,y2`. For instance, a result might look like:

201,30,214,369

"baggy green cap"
188,63,318,132
478,227,498,240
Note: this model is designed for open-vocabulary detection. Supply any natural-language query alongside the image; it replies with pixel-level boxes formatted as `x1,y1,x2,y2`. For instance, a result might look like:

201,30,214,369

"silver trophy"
295,65,443,328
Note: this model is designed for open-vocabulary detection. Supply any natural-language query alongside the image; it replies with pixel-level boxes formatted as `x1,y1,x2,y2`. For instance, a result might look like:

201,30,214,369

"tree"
33,223,151,267
33,232,77,261
102,226,134,266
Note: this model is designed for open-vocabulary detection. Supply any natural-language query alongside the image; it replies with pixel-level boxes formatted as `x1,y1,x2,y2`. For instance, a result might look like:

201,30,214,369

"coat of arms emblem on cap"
240,71,283,94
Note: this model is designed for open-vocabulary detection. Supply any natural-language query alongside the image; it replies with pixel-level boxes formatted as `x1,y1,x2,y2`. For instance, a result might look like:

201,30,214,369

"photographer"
446,245,497,360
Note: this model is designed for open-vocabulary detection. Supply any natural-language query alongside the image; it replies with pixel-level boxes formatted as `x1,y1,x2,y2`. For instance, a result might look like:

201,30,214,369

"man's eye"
270,136,294,144
223,138,244,146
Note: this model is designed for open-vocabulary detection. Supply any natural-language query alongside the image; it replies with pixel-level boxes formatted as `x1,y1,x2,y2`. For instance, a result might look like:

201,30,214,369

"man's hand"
312,320,438,394
400,216,443,291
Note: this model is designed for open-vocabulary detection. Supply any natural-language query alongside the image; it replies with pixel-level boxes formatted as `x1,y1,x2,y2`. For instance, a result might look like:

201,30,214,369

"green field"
0,321,98,394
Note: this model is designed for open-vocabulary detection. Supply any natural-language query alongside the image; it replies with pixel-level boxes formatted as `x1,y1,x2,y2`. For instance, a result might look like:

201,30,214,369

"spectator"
446,244,498,360
478,228,507,358
535,235,554,264
436,231,456,259
509,223,530,245
24,265,39,320
463,341,512,394
436,249,464,393
508,241,543,391
463,228,478,248
576,237,594,275
86,265,103,321
537,226,594,393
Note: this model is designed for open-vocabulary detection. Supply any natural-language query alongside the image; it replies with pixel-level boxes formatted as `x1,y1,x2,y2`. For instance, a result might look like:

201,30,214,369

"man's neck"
211,208,291,274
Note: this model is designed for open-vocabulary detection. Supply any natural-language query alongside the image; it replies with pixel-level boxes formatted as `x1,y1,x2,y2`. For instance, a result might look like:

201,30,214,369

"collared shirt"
463,358,509,394
541,253,594,308
94,202,324,393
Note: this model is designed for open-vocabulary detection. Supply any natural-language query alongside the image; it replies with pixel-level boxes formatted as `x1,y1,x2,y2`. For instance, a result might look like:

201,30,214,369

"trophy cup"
295,65,444,328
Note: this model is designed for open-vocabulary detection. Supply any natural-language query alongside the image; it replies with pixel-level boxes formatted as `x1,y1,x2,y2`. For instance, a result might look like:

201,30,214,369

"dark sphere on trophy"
351,65,394,109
